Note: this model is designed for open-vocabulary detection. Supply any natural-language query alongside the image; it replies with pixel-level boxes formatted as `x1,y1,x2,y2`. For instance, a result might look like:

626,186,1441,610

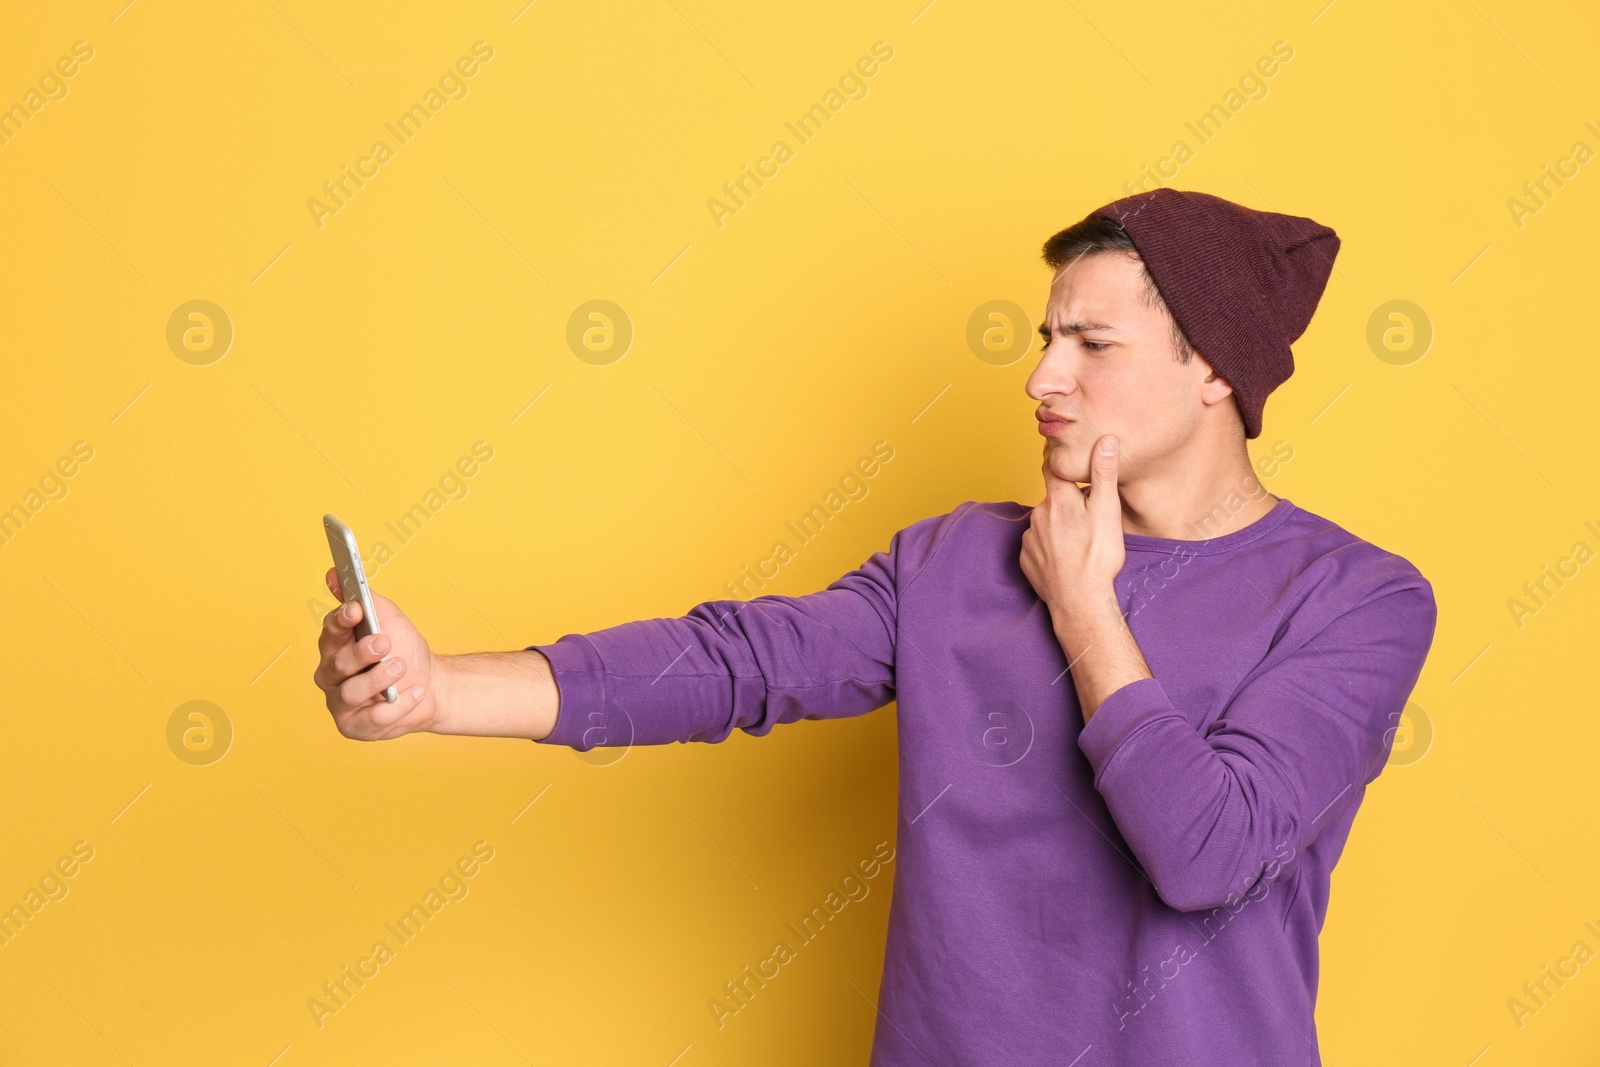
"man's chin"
1042,443,1089,484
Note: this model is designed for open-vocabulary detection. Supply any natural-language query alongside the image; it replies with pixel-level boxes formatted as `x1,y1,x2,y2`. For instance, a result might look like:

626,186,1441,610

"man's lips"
1036,412,1074,437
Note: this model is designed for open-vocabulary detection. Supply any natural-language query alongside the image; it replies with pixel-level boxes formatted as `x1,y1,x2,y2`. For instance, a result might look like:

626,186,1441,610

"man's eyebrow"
1038,319,1118,336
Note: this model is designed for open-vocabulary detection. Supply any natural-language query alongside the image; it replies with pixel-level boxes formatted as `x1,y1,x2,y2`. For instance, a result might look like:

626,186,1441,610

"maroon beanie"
1088,188,1340,439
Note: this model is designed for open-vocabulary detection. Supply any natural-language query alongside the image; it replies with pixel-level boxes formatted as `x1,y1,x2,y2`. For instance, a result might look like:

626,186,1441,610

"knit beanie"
1088,188,1340,439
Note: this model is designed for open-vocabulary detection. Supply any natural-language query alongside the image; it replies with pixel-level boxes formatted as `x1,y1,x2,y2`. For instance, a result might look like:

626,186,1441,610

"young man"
314,187,1438,1065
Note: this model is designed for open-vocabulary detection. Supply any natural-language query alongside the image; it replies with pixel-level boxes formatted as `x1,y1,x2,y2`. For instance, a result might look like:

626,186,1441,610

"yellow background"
3,0,1598,1063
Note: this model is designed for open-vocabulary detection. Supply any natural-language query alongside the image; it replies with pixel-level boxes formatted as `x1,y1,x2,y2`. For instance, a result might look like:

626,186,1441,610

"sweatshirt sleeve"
1076,567,1439,913
526,504,966,750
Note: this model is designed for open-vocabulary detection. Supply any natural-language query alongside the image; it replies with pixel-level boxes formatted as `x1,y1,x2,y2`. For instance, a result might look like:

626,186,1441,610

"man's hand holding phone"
313,569,440,740
313,513,561,742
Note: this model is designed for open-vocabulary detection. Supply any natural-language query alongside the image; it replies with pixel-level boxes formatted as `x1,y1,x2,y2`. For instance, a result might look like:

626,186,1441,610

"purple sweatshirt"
528,496,1437,1065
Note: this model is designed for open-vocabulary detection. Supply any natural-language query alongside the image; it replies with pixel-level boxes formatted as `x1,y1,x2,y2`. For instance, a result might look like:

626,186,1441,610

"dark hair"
1040,215,1195,364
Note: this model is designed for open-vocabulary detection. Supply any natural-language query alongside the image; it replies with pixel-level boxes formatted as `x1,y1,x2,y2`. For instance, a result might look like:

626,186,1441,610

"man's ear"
1195,353,1234,408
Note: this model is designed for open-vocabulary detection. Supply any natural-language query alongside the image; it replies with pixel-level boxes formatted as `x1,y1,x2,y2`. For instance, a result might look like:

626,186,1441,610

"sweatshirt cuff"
525,634,607,748
1077,676,1179,783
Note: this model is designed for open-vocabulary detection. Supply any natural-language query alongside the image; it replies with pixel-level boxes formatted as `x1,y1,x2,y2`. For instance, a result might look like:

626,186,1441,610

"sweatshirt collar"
1121,496,1297,556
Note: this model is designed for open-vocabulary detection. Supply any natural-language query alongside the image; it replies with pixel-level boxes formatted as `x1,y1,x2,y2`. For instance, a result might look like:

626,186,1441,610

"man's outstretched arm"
312,507,963,745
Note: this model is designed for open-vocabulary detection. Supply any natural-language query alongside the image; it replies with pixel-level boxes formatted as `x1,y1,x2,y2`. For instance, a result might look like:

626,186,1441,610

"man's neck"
1117,446,1278,542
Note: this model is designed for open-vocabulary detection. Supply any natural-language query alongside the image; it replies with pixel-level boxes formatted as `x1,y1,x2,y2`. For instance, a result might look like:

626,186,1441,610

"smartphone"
323,513,399,703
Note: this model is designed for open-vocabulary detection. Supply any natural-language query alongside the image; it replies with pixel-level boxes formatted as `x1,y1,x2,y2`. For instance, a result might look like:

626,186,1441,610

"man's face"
1026,251,1224,484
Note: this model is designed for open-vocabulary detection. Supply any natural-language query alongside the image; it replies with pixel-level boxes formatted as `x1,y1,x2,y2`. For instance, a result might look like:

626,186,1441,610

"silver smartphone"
323,513,399,703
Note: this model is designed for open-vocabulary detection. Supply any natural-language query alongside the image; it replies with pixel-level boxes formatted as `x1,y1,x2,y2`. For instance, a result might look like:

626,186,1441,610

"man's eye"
1082,341,1109,352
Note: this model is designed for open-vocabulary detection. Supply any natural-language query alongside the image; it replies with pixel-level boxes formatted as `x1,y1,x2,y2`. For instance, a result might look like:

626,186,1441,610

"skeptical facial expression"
1025,251,1224,484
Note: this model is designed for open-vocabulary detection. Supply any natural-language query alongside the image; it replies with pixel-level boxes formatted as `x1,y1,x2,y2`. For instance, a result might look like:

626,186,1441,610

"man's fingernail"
1099,436,1119,455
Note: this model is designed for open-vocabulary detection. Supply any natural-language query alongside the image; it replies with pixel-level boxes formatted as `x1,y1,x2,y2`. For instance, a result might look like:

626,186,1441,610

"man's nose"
1026,352,1077,402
